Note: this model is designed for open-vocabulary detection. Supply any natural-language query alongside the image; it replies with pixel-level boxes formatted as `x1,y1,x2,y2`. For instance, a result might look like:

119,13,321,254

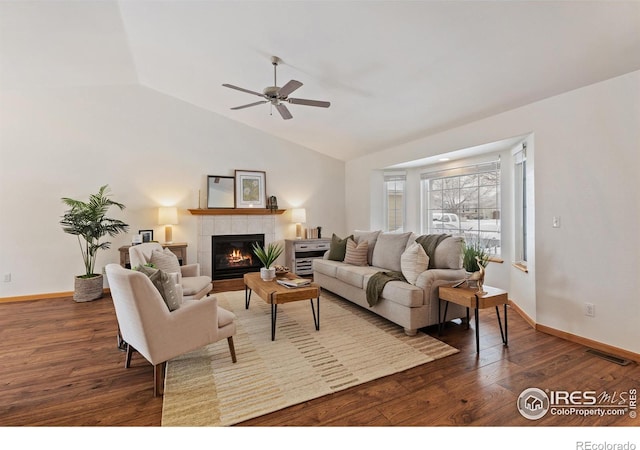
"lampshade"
158,207,178,225
158,207,178,244
291,208,307,224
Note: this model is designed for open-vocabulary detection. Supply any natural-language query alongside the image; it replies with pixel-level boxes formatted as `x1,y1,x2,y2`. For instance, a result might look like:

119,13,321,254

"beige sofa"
313,231,468,336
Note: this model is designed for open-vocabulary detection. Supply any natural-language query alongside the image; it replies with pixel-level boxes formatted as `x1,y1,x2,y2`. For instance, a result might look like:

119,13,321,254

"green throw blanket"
366,271,406,307
415,233,451,269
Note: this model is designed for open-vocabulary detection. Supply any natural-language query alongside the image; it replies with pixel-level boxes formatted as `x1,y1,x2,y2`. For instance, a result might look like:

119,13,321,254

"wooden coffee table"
243,272,321,341
438,284,508,354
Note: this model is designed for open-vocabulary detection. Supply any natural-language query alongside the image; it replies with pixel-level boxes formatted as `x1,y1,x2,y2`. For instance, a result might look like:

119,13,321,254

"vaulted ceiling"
3,1,640,161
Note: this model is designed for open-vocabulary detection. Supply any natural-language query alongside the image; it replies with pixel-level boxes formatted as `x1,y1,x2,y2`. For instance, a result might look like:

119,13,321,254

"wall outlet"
3,273,10,282
552,216,561,228
585,303,595,317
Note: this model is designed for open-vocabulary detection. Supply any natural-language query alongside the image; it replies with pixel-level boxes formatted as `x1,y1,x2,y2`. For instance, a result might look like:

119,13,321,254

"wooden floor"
0,289,638,427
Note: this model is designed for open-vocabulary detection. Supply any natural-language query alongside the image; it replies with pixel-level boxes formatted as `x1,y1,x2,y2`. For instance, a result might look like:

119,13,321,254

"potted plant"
60,185,129,302
251,241,283,281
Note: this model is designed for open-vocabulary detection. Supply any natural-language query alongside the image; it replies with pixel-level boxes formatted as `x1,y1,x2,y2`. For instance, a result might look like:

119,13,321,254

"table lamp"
158,207,178,244
291,208,307,239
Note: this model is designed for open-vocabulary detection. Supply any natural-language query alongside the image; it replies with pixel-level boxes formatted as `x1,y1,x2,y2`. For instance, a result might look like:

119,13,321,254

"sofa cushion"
313,258,342,278
362,273,424,308
327,233,353,261
336,265,380,289
150,248,181,274
433,236,464,269
401,242,430,285
343,238,369,266
353,230,381,265
371,232,412,272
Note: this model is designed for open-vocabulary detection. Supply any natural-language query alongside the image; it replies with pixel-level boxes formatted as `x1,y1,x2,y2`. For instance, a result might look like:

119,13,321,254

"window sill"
488,256,504,264
512,262,528,273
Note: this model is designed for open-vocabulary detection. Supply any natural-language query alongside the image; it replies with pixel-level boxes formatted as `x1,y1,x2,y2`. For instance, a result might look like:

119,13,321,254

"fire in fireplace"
211,234,264,280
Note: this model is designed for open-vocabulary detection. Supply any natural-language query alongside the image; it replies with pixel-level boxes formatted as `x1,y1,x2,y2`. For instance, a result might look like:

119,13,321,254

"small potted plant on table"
251,242,284,281
462,240,489,293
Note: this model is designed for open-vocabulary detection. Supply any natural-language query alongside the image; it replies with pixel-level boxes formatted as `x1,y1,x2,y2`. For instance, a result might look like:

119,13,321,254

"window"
514,144,527,263
383,173,405,232
421,160,501,255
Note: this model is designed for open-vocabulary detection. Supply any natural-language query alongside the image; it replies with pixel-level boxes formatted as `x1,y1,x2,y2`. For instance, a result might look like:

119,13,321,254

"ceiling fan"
222,56,330,120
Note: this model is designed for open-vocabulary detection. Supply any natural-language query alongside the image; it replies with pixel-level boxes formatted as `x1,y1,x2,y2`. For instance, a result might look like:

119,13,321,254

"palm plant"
251,242,283,269
60,185,129,277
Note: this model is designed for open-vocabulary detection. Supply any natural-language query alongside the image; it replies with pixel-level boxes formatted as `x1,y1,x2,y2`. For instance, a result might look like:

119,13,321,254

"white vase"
260,267,276,281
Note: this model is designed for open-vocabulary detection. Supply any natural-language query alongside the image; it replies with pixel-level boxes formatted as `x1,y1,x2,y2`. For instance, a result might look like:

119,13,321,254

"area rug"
161,289,458,426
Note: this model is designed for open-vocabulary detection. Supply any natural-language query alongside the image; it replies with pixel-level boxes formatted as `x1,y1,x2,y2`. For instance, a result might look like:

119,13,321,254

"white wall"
345,71,640,354
0,84,345,297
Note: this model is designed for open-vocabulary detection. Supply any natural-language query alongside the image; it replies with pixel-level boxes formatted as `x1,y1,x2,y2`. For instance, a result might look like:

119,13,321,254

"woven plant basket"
74,274,104,302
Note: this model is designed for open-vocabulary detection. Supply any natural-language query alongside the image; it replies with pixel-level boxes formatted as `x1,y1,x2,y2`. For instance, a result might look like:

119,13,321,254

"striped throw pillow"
343,238,369,266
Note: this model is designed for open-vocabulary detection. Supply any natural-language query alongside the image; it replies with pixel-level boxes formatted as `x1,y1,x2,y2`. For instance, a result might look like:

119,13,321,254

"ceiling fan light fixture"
223,56,330,119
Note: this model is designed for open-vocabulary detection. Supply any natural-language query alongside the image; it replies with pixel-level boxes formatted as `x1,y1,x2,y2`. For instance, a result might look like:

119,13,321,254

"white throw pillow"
371,232,412,271
401,242,430,285
150,248,181,274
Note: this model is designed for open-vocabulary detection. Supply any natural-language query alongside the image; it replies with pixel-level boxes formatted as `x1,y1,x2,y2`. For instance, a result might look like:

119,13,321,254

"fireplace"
211,234,264,280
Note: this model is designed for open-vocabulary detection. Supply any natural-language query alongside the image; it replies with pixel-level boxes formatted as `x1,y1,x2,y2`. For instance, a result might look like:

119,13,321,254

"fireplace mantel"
189,208,285,216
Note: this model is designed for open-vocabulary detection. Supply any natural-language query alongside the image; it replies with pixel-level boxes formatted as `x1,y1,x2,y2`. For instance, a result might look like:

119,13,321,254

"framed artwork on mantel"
207,175,235,208
235,170,266,208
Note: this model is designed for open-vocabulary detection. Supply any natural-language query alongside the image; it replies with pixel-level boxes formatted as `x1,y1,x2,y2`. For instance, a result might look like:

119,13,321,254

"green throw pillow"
135,265,181,312
327,233,354,261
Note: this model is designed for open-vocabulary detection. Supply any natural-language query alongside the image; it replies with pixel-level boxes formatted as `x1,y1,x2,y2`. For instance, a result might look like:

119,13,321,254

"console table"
118,243,188,268
438,285,508,354
284,238,331,276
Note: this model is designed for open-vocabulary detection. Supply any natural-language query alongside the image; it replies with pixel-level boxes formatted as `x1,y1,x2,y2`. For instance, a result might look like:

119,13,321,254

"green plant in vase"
462,240,489,293
252,241,283,281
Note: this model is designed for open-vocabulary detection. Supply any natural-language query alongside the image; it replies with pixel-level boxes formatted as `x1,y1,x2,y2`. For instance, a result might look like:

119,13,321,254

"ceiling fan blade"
230,100,268,110
222,83,265,98
275,103,293,120
288,98,331,108
277,80,303,98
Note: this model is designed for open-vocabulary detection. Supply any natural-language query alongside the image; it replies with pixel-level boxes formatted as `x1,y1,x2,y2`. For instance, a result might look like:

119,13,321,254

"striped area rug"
161,289,458,426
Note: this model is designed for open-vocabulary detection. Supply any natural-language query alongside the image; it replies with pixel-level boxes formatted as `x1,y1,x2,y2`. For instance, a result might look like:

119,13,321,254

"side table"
118,243,187,268
438,285,508,354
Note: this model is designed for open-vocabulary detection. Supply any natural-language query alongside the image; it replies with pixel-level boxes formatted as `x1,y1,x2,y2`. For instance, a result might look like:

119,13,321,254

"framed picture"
235,170,266,208
138,229,153,243
207,175,235,208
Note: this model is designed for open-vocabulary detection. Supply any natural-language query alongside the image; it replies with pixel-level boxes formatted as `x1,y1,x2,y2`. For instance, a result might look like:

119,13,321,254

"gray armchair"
105,264,237,396
129,242,212,300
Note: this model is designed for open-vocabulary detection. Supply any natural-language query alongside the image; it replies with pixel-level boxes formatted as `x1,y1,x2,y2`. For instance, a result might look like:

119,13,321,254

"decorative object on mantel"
158,207,178,244
251,241,284,281
291,208,307,239
235,170,266,208
266,195,278,213
462,240,489,294
207,175,235,208
60,185,129,302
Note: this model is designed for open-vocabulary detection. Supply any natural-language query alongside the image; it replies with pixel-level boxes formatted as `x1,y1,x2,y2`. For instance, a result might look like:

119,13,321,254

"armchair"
105,264,237,396
129,242,212,300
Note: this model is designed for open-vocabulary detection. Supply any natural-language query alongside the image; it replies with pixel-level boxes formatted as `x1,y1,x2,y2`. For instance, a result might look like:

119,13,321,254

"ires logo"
517,388,637,420
549,390,598,405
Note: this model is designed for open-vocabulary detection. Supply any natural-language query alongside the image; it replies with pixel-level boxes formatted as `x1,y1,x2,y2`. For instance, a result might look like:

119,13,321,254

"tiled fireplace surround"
196,214,279,279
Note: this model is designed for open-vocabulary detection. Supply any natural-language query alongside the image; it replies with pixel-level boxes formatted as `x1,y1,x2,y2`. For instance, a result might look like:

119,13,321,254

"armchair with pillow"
129,243,212,300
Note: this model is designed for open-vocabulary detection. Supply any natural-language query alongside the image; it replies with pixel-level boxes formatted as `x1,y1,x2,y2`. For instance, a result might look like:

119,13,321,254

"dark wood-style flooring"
0,288,638,426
